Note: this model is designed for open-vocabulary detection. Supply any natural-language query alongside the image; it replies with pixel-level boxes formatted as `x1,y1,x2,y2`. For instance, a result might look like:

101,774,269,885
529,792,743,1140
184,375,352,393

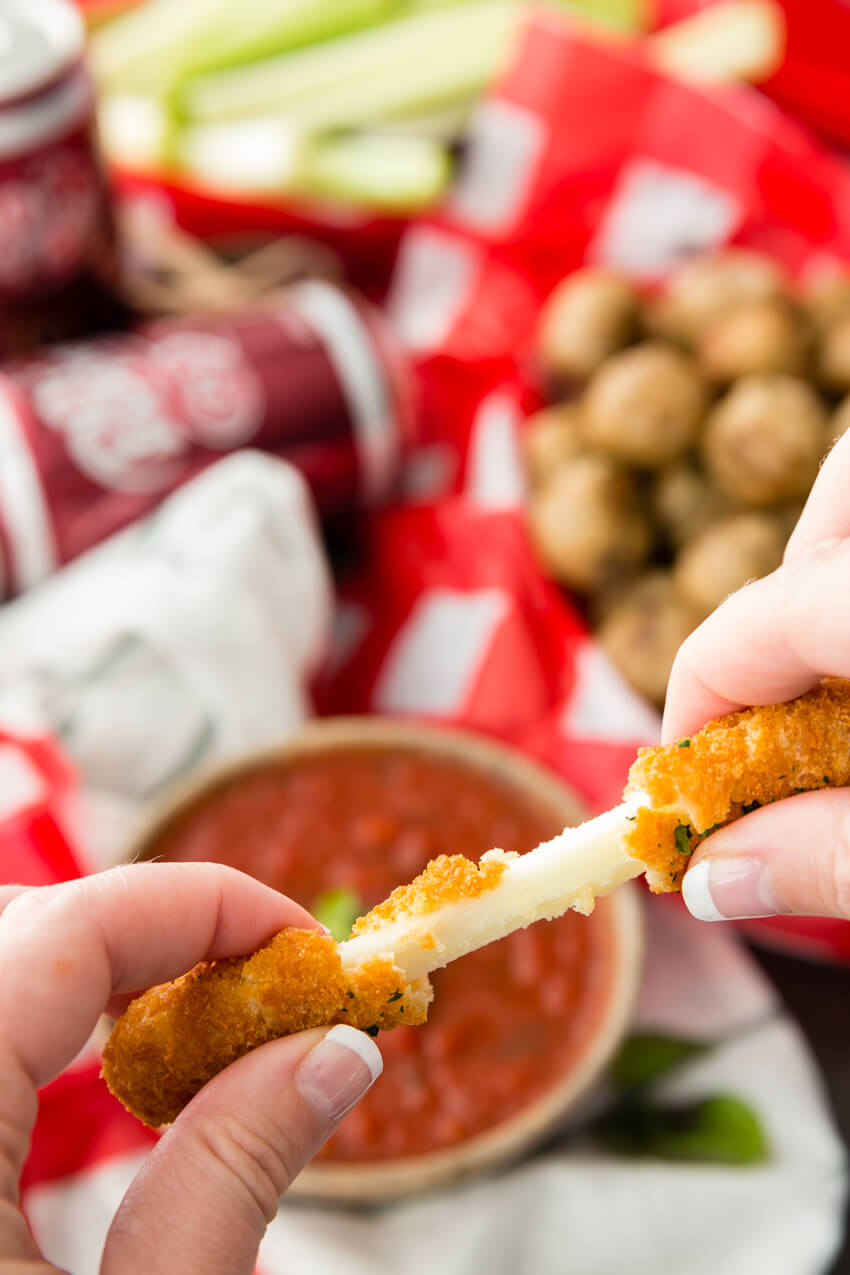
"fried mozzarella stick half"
103,679,850,1127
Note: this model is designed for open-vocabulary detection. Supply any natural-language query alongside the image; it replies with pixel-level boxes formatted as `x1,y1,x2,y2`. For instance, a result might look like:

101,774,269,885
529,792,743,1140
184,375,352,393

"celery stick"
180,1,521,125
92,0,400,95
177,117,307,193
301,132,452,210
367,100,474,142
175,117,450,213
179,0,400,87
92,0,241,92
98,93,176,171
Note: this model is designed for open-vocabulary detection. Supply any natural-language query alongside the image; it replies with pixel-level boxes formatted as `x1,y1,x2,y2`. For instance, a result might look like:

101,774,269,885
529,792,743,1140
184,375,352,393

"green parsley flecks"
674,824,692,857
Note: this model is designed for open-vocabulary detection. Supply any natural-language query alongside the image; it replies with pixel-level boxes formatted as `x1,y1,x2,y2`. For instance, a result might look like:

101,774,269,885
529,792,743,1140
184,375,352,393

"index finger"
661,538,850,743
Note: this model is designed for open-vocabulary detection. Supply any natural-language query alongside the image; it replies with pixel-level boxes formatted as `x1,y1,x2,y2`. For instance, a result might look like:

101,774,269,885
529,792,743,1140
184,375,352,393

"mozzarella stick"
624,677,850,891
338,799,645,983
103,679,850,1127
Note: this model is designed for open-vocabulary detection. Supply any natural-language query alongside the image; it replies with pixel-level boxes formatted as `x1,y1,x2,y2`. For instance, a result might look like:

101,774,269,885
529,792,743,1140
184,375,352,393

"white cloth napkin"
0,452,333,868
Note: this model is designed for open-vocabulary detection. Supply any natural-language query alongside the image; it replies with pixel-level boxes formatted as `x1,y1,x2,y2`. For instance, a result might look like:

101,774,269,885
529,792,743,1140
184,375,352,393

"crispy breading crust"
102,928,431,1128
624,678,850,892
351,852,508,936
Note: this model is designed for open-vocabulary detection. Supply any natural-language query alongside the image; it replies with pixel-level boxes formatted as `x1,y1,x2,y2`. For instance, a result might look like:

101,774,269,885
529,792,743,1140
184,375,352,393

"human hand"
0,863,382,1274
661,426,850,924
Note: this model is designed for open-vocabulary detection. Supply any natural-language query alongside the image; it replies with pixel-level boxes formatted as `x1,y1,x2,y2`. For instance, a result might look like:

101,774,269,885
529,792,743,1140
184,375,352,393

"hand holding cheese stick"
667,428,850,922
0,866,382,1275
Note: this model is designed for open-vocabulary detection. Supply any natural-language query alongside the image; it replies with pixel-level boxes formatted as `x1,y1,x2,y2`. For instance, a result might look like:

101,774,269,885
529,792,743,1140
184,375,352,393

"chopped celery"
92,0,400,95
177,116,307,192
98,94,176,172
367,101,474,142
179,1,521,125
175,115,451,212
303,132,452,210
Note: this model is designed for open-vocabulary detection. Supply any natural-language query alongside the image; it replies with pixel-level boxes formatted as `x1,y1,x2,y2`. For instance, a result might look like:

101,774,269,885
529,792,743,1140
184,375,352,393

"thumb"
682,788,850,922
103,1024,382,1275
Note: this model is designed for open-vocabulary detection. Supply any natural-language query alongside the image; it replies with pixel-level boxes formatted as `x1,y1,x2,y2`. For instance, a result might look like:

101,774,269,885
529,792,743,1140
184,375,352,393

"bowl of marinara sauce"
127,718,644,1200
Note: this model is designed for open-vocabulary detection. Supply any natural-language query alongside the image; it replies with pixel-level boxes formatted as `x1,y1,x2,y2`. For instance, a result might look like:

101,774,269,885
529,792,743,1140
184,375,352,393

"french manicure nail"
683,857,785,922
296,1024,382,1123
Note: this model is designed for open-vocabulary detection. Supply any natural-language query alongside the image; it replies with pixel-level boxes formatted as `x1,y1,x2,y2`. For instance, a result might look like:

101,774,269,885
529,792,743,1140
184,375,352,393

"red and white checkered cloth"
5,9,850,1269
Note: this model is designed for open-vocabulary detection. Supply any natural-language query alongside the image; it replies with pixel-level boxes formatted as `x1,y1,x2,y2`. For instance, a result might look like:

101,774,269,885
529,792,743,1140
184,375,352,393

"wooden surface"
749,945,850,1274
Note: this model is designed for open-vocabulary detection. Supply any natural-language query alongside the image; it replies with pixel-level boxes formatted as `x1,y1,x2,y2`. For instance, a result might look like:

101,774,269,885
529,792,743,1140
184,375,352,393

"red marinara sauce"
150,745,617,1161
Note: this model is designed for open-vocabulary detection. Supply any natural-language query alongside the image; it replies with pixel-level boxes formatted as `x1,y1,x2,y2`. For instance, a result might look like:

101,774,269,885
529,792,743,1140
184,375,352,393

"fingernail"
683,857,786,922
296,1024,382,1122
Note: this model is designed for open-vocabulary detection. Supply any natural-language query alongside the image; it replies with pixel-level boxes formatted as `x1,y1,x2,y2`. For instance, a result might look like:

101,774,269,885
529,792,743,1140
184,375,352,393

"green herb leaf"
311,887,363,942
677,738,691,748
598,1095,768,1165
741,801,761,816
674,824,692,856
386,990,403,1003
610,1032,708,1089
365,1024,380,1038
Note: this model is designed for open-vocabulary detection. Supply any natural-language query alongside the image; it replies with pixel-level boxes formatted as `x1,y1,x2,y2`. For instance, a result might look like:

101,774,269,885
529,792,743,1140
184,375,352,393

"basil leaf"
312,887,362,942
611,1032,708,1089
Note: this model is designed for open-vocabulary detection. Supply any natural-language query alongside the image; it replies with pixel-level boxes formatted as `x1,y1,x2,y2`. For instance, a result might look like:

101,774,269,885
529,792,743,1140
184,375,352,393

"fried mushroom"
816,313,850,393
527,454,652,594
580,343,708,468
651,462,727,551
537,268,639,381
702,374,826,507
696,296,808,382
598,571,700,707
672,511,786,619
521,403,583,486
649,249,787,345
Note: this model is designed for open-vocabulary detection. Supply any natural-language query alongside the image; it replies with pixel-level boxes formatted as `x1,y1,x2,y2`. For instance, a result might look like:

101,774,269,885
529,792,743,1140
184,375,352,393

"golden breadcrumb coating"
102,928,431,1127
624,678,850,892
351,852,508,936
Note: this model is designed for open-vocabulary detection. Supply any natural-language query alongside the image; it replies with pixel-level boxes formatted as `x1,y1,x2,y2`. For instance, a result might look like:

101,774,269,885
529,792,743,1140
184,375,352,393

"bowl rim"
124,716,645,1202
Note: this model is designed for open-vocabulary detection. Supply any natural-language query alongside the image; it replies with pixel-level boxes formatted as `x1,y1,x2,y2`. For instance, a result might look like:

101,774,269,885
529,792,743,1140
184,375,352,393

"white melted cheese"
338,797,648,982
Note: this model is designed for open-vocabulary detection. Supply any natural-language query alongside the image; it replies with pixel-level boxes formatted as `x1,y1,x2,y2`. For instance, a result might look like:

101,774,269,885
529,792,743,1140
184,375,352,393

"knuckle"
0,888,52,931
188,1110,307,1224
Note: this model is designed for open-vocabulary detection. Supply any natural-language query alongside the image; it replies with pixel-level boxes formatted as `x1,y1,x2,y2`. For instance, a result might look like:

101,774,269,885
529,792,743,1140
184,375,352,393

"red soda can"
0,281,417,597
0,0,120,355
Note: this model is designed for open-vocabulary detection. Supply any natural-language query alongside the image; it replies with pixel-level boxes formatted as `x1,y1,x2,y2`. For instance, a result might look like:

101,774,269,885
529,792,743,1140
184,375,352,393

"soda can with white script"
0,280,417,599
